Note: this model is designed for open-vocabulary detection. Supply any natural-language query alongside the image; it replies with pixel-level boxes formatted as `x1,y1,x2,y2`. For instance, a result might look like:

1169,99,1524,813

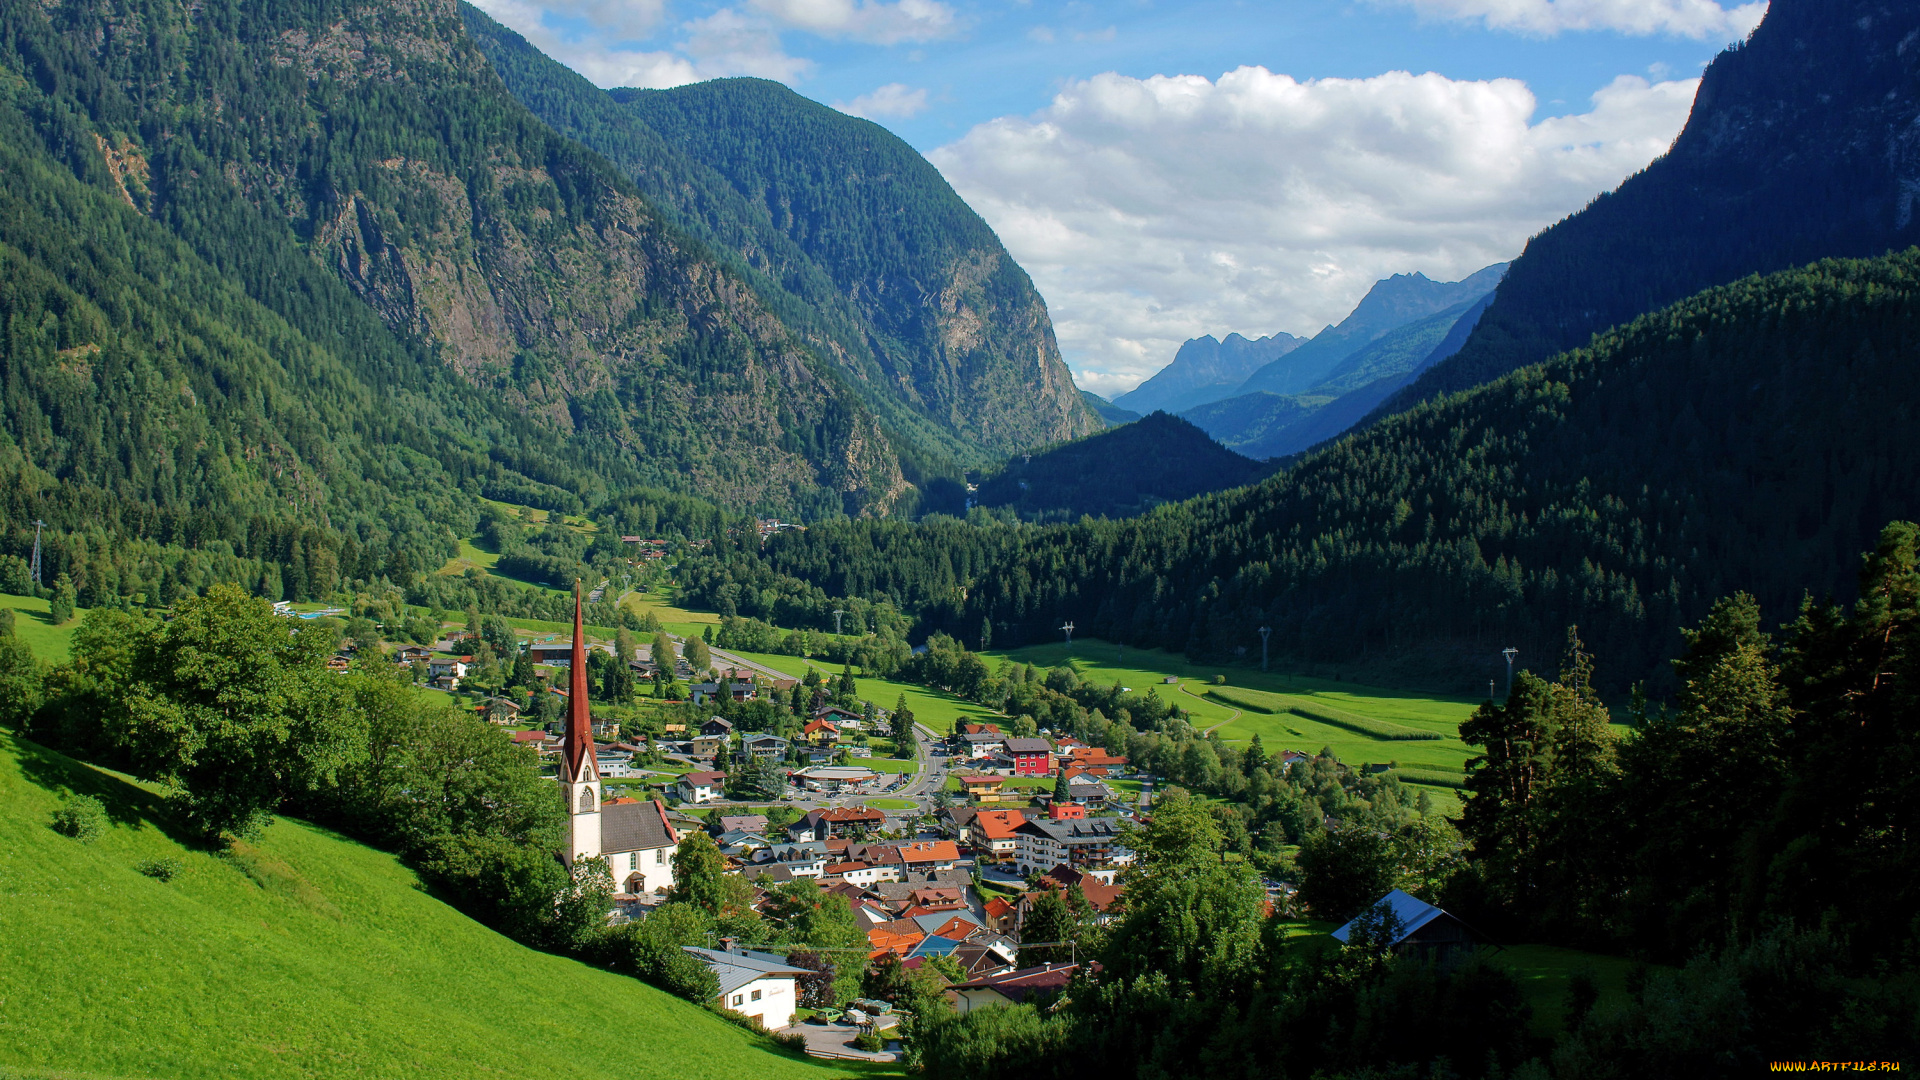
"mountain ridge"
1114,331,1303,415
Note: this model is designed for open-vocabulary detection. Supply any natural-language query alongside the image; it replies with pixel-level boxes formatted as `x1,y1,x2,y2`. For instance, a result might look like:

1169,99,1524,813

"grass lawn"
620,586,719,640
989,638,1482,775
0,732,877,1080
867,798,918,810
0,592,83,662
722,652,1001,737
848,756,919,775
434,538,505,578
1487,943,1644,1038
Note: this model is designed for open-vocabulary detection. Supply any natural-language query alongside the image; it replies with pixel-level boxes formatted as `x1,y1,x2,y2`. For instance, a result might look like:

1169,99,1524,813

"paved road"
777,1020,902,1063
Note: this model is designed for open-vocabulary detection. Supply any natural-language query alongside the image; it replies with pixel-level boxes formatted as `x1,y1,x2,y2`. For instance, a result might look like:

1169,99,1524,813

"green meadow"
721,651,1000,737
0,592,81,662
0,731,892,1080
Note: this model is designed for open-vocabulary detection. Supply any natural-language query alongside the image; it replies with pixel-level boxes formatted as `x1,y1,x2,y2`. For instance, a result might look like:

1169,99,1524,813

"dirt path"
1180,682,1241,735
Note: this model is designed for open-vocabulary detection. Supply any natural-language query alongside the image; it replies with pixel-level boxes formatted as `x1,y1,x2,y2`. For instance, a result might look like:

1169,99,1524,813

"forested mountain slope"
462,11,1097,464
1115,332,1302,415
0,0,927,603
1376,0,1920,420
971,412,1268,522
720,251,1920,694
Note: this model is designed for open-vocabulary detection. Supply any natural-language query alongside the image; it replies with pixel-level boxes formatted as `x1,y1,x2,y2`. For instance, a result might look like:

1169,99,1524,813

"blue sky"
474,0,1768,393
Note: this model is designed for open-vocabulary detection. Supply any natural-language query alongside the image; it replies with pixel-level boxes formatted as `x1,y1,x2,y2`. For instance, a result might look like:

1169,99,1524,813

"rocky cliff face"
1377,0,1920,416
35,0,907,516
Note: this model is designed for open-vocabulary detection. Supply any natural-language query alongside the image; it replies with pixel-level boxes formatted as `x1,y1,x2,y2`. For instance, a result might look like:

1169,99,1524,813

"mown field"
0,731,893,1080
987,639,1482,807
721,651,1000,737
0,592,81,662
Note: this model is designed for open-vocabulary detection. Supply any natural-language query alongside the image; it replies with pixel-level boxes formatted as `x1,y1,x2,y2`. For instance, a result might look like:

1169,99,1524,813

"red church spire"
564,580,594,783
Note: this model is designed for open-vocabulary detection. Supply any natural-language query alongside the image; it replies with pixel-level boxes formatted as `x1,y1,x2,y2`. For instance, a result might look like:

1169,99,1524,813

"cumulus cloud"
470,0,810,87
750,0,958,43
835,82,931,119
1386,0,1766,39
929,67,1699,396
682,8,817,81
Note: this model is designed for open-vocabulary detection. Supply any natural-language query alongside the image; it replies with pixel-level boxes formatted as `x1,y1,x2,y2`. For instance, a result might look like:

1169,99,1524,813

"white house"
600,798,679,901
677,770,726,804
683,946,811,1030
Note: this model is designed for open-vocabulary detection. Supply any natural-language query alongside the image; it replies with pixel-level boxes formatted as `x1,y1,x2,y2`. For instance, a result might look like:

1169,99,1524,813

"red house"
1005,737,1054,777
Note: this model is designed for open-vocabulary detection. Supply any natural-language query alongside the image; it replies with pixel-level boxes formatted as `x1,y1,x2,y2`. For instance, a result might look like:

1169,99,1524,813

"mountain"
462,12,1098,465
1113,332,1303,415
971,412,1268,522
1233,263,1506,397
0,731,842,1080
0,0,975,608
727,251,1920,693
1375,0,1920,421
1081,391,1142,426
1183,294,1491,459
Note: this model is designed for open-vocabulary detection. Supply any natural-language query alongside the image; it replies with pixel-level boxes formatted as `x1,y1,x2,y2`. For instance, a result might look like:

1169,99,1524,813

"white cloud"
682,8,816,81
929,67,1699,395
1385,0,1766,39
470,0,809,87
749,0,958,43
835,82,931,119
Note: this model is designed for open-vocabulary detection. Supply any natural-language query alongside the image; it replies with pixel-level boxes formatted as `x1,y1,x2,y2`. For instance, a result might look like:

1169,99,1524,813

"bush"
1212,674,1226,685
580,922,721,1003
853,1031,885,1052
770,1030,809,1052
49,795,106,842
136,858,180,882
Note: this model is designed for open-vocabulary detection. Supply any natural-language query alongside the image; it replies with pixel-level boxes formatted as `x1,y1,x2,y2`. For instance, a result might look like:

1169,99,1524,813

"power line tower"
832,608,846,636
29,520,45,589
1502,647,1519,701
1059,621,1075,648
1258,626,1271,672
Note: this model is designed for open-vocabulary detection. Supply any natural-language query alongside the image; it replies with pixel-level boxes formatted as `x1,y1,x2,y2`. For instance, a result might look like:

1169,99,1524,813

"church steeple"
561,580,601,865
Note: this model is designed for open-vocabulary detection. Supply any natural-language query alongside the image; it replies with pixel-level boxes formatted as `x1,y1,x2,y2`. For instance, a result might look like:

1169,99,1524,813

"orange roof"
900,840,960,864
984,897,1015,920
802,718,838,735
974,810,1028,841
866,927,924,958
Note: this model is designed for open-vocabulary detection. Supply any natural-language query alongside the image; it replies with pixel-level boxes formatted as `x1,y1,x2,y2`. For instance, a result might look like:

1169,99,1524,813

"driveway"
778,1020,902,1063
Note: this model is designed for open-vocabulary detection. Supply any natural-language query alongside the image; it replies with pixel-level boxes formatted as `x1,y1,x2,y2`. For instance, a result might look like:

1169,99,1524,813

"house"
801,718,841,746
954,731,1006,757
740,733,789,761
683,945,811,1030
822,860,901,887
701,717,735,738
905,934,966,962
689,735,728,759
813,706,865,728
969,810,1028,863
601,797,681,902
397,646,433,663
899,839,961,873
1004,737,1054,777
958,775,1013,804
527,640,606,666
677,770,727,804
958,723,1002,736
511,730,557,754
715,830,771,858
802,747,838,766
691,681,757,705
713,814,769,837
866,921,926,959
786,805,887,842
595,744,637,778
1063,747,1128,776
748,842,828,878
480,697,521,724
1330,890,1492,962
1062,773,1115,809
913,911,983,942
428,658,469,681
325,655,353,674
937,806,980,842
1013,809,1129,874
950,963,1079,1013
1019,865,1126,927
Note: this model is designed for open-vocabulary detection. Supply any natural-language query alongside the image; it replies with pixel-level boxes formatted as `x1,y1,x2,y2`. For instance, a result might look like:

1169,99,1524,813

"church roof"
562,584,594,783
602,798,677,855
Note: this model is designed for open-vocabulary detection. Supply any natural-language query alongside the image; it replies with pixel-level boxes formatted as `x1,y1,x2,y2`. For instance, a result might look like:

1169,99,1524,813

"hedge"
1204,686,1284,714
1286,701,1444,741
1389,768,1467,789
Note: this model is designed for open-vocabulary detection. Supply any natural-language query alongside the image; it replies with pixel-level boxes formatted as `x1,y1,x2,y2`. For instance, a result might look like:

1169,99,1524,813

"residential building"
683,946,810,1030
689,734,728,759
1330,890,1492,962
1004,737,1054,777
937,805,979,842
899,840,962,873
601,797,680,901
747,842,828,878
678,770,726,804
1012,811,1129,874
801,718,841,746
691,681,756,705
823,860,901,887
969,810,1027,863
701,716,735,738
958,775,1014,805
787,805,887,841
950,963,1079,1013
713,814,769,836
791,765,878,792
740,733,789,761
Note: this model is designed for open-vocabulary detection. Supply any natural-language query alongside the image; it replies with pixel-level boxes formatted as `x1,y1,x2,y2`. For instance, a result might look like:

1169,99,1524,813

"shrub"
770,1030,809,1052
136,858,180,882
1211,674,1226,685
853,1031,884,1052
49,795,106,842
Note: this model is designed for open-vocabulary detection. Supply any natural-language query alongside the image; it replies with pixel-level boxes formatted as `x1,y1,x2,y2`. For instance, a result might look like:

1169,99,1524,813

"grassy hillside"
0,594,80,662
0,731,884,1080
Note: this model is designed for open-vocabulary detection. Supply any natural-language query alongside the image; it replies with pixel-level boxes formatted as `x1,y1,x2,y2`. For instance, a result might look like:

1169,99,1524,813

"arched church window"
578,786,594,813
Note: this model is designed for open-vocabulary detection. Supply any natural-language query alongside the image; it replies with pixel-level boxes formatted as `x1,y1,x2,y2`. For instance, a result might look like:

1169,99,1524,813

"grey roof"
755,842,826,864
1005,738,1052,753
717,815,769,834
1019,817,1123,845
868,869,973,899
743,733,788,746
960,732,1003,744
682,946,812,997
740,863,796,884
912,911,981,935
602,800,677,855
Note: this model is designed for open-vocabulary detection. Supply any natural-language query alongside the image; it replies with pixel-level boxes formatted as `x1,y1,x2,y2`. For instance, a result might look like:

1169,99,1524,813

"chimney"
719,937,738,953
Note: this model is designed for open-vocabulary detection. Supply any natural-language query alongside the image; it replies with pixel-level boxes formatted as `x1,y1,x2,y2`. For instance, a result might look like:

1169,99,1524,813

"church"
558,585,679,903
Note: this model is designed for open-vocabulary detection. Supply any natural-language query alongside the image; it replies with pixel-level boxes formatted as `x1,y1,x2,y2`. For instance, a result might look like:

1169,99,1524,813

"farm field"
722,652,1000,736
621,585,720,640
848,756,918,775
0,732,881,1080
988,639,1481,781
0,592,81,661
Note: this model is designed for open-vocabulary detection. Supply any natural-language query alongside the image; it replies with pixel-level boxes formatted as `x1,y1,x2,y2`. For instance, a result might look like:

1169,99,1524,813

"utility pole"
29,520,45,589
832,608,846,636
1489,679,1495,701
1060,621,1074,648
1258,626,1272,672
1502,647,1518,701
